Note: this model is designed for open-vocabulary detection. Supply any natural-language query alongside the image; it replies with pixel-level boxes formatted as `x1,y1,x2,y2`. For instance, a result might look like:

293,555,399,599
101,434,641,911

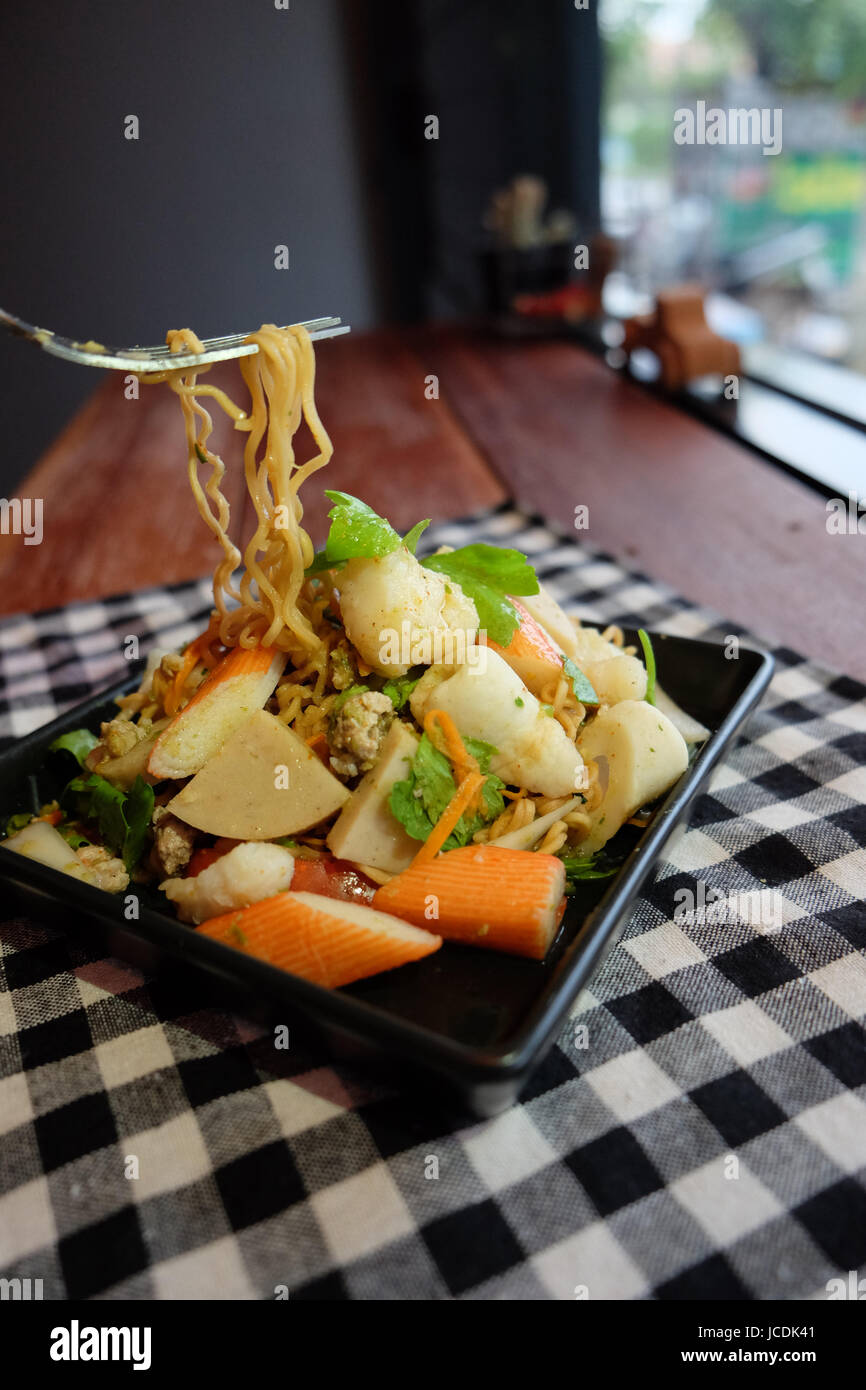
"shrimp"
337,547,478,677
160,841,295,924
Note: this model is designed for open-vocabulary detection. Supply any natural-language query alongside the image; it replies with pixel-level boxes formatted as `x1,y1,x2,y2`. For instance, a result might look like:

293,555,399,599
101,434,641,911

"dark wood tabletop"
1,324,863,680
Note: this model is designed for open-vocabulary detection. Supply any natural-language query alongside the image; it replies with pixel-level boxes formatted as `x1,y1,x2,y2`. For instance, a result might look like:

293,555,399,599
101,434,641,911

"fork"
0,308,350,373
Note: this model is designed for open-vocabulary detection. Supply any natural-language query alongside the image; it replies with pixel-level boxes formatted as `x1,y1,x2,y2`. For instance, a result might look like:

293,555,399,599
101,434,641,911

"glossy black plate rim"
0,637,774,1102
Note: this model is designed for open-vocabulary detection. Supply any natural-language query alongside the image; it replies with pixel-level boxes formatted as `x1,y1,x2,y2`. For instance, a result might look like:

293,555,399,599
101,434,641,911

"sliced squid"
575,699,688,857
411,647,584,798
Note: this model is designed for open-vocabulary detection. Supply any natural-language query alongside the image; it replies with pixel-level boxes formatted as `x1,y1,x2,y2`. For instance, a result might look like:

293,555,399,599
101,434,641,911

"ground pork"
329,690,393,778
150,806,197,878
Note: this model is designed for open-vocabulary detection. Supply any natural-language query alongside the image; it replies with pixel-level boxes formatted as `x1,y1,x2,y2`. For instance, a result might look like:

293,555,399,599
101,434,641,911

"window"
599,0,866,383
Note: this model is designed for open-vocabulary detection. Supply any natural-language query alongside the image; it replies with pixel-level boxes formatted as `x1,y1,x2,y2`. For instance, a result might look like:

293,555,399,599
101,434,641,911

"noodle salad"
1,325,708,987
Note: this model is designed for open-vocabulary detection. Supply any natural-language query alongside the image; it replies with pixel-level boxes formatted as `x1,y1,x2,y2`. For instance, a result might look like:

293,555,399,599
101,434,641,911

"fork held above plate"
0,308,350,372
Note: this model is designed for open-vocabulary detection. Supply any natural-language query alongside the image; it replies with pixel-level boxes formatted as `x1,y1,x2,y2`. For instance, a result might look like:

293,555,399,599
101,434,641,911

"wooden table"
2,324,863,679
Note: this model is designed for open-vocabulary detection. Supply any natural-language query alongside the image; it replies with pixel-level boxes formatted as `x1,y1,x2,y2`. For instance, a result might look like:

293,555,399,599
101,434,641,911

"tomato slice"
186,842,376,903
186,838,238,877
289,854,377,904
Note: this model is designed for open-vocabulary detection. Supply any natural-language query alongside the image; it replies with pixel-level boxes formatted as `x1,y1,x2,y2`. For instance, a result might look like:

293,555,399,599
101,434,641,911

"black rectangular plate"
0,633,773,1116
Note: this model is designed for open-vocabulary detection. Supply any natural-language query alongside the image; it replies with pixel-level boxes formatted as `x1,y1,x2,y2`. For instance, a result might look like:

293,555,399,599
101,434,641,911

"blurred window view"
599,0,866,371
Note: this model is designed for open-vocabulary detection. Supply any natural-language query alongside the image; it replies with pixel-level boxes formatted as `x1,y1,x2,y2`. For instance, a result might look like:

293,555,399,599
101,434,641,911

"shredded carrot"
305,732,330,766
423,708,479,784
423,707,487,810
37,809,63,827
165,617,222,717
411,769,484,867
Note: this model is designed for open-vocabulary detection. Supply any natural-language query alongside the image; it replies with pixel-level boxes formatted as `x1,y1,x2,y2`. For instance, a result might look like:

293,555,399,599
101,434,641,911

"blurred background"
1,0,864,495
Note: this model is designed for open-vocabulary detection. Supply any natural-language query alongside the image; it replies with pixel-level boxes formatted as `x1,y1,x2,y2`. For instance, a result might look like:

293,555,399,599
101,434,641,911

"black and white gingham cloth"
1,505,864,1300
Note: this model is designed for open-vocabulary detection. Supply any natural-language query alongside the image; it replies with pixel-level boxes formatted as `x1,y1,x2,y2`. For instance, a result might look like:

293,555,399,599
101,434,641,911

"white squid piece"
574,699,689,857
337,547,479,677
411,647,585,798
569,627,648,706
161,841,295,924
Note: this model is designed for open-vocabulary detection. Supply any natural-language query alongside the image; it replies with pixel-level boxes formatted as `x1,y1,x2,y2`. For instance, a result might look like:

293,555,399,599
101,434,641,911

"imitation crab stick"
196,890,442,987
148,643,286,780
373,843,567,961
484,597,565,697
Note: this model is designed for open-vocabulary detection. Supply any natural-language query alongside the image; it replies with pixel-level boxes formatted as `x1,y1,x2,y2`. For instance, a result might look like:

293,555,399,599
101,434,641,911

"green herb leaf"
402,518,431,554
562,655,599,707
323,491,403,563
637,629,657,706
57,824,90,850
4,812,33,836
330,684,369,716
388,733,504,851
273,837,322,859
421,544,539,646
462,736,498,774
304,550,344,577
194,442,209,465
49,728,100,767
61,773,154,874
380,674,421,711
560,848,623,891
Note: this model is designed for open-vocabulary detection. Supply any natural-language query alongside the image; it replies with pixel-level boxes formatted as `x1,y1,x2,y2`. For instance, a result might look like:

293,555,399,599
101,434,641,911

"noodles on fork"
143,323,333,664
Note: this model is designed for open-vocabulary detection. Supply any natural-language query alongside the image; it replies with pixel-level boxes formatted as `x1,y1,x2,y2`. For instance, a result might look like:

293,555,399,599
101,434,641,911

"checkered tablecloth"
1,504,864,1300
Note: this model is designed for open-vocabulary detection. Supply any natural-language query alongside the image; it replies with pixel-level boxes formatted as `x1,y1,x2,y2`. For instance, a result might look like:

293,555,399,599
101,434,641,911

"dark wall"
346,0,600,319
0,0,378,495
417,0,600,316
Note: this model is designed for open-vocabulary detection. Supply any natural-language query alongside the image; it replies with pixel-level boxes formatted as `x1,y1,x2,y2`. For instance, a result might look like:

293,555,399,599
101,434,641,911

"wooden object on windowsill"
623,285,741,391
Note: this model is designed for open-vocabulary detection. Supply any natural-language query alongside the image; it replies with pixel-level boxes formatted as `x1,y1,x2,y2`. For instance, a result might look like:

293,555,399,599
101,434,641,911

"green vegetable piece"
637,629,657,706
57,825,90,850
306,497,430,575
4,812,34,836
330,684,369,716
421,544,539,646
322,491,403,563
388,732,504,851
49,728,100,767
304,550,343,577
402,518,431,554
562,655,600,707
560,848,623,890
61,772,154,874
380,674,421,711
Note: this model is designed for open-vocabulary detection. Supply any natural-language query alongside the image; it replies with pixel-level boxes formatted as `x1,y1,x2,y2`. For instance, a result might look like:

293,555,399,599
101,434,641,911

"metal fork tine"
0,308,350,372
131,317,342,355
